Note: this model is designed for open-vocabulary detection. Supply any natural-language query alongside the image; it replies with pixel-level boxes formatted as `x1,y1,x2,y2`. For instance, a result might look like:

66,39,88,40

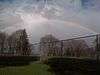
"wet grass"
0,62,53,75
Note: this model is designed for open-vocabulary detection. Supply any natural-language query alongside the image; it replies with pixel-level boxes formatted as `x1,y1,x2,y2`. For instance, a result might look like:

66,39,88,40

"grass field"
0,62,53,75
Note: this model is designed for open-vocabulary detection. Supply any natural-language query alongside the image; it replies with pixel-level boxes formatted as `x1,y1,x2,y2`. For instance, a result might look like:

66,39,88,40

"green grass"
0,62,53,75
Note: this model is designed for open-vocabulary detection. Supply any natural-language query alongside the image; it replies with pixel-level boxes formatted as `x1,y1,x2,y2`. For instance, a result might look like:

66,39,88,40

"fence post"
61,41,63,56
96,34,100,62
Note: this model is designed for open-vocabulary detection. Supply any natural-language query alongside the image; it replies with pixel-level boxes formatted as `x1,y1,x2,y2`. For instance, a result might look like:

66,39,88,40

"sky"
0,0,100,43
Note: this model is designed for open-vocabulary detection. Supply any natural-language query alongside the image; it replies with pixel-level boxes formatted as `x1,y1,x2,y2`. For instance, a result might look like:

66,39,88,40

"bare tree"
40,34,61,60
0,32,7,54
63,39,90,57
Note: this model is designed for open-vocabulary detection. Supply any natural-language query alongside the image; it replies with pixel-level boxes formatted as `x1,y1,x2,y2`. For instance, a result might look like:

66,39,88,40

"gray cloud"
0,0,100,43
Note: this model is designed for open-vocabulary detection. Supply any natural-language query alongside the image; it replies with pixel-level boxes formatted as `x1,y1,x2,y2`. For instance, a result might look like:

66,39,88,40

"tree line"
39,34,96,61
0,29,31,56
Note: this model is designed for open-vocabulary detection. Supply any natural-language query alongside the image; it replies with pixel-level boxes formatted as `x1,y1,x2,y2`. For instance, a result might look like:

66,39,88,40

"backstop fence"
32,34,100,60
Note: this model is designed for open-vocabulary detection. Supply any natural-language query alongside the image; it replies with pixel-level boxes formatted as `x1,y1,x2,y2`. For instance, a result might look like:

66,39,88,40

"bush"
0,56,39,66
44,57,98,75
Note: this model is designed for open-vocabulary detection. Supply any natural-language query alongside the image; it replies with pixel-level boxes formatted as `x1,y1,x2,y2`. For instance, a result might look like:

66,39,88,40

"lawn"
0,62,53,75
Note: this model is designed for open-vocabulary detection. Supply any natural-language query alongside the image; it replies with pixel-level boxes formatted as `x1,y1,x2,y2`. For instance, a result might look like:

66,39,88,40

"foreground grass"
0,62,53,75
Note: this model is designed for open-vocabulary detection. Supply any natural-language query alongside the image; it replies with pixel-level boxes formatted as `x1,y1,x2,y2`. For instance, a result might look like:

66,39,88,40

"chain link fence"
32,34,100,60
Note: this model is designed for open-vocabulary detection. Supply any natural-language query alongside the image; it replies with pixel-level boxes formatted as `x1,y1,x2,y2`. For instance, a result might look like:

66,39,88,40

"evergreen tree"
21,29,31,55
